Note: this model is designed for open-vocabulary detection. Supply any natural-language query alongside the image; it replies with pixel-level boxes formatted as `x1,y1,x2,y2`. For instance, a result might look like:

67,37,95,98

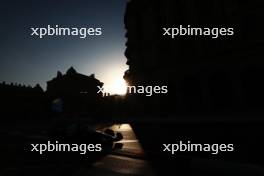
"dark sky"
0,0,128,92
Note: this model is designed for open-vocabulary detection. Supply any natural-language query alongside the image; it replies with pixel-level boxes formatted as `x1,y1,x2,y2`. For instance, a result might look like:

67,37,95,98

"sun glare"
105,78,127,95
112,78,127,95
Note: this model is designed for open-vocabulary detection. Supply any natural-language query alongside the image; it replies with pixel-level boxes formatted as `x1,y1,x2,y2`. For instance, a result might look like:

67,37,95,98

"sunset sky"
0,0,128,94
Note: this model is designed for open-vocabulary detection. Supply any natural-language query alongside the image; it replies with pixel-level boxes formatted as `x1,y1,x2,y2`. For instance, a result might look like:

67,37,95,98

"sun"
111,78,127,95
104,78,127,95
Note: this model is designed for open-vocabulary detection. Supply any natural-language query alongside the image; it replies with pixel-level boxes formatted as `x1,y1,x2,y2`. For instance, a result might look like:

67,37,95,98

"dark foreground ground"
1,116,264,176
131,116,264,175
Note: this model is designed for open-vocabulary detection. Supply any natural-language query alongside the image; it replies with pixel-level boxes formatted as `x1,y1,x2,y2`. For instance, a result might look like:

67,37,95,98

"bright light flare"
104,78,127,95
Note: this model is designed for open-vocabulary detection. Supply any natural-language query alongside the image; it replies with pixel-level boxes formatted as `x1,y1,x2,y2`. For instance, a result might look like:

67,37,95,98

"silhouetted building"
46,67,103,113
124,0,264,115
0,82,45,115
